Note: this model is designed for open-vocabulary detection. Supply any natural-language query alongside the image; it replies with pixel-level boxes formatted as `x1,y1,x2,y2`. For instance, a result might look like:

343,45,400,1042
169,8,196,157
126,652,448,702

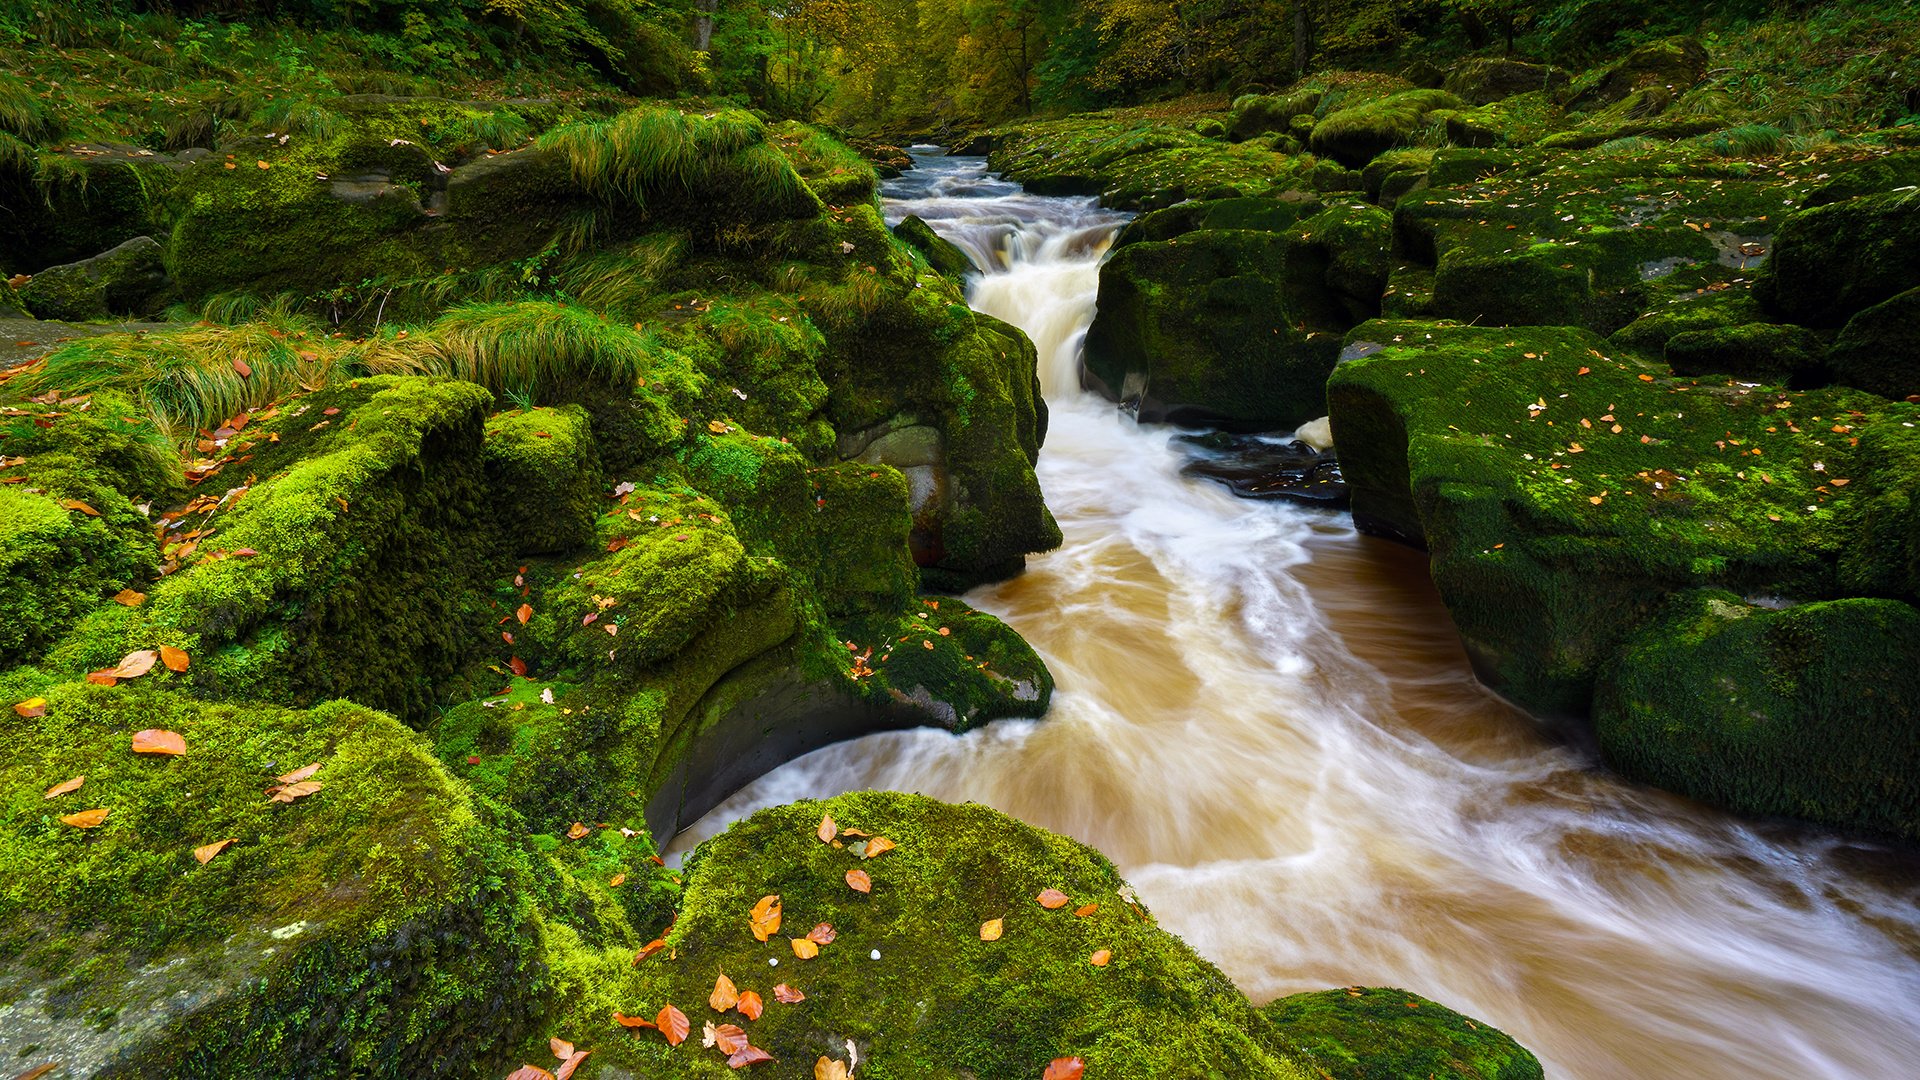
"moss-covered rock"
892,214,975,278
1262,986,1543,1080
1113,195,1317,248
1566,36,1710,111
1664,322,1830,385
483,404,603,554
1442,58,1570,106
1755,189,1920,327
16,236,169,322
1228,90,1322,142
0,681,545,1076
1827,286,1920,400
1310,90,1462,168
986,108,1304,210
1595,591,1920,840
1801,150,1920,207
0,146,183,276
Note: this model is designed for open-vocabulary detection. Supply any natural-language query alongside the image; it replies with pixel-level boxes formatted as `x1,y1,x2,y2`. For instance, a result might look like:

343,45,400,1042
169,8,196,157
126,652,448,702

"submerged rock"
1175,430,1349,507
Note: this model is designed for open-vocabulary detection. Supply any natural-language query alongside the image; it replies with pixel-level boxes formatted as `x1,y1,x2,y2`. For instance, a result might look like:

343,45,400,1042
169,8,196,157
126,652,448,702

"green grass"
405,300,658,397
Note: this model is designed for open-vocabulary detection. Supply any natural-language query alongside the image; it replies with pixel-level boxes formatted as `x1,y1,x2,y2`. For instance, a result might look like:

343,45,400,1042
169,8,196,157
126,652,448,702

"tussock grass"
540,105,815,217
26,323,327,434
398,300,656,396
252,97,345,141
0,71,60,144
556,233,686,313
1700,123,1787,158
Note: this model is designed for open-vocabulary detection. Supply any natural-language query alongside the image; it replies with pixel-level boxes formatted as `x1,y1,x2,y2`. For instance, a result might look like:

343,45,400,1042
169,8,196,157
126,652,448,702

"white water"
674,152,1920,1078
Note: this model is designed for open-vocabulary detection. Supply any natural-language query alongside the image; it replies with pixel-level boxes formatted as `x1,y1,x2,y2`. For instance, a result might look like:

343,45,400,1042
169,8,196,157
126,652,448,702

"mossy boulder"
1827,286,1920,400
1755,189,1920,327
1801,150,1920,207
1664,322,1830,385
0,488,138,663
1441,58,1570,106
1310,90,1462,168
986,109,1303,210
892,214,975,278
1595,591,1920,840
483,405,603,555
1228,91,1322,142
1262,986,1543,1080
0,681,544,1077
0,146,184,275
1114,195,1317,247
1567,36,1709,111
17,236,169,322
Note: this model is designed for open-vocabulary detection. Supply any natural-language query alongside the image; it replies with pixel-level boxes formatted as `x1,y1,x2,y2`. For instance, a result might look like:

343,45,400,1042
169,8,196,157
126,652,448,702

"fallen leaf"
1074,904,1098,918
710,972,739,1012
1037,888,1069,909
708,420,729,434
114,650,160,679
773,983,804,1003
711,1022,748,1054
610,872,626,887
817,813,836,843
60,498,99,516
510,656,528,677
193,838,237,864
727,1045,774,1068
160,645,190,673
750,894,782,942
980,918,1004,941
1638,373,1654,382
113,589,146,606
517,602,533,625
633,938,667,964
612,1011,656,1029
505,1066,554,1080
278,762,321,783
806,923,835,945
267,780,322,803
815,1057,850,1080
1043,1057,1086,1080
233,357,252,378
845,869,871,893
736,990,763,1020
84,671,118,687
60,808,109,828
44,775,83,799
863,836,895,859
13,697,47,718
13,1064,59,1080
790,937,820,959
567,821,590,840
658,1003,690,1046
132,728,186,755
1090,949,1111,967
555,1050,590,1080
550,1038,574,1060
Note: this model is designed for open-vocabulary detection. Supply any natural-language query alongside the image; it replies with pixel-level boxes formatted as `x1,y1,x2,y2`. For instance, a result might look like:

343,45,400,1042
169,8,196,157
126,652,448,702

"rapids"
671,150,1920,1079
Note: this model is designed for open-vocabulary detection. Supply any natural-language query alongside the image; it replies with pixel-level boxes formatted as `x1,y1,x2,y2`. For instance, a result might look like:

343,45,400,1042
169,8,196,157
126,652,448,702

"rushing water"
673,151,1920,1078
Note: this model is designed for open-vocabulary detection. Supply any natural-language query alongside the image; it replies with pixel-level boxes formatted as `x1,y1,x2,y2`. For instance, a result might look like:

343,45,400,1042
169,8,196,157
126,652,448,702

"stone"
893,213,976,277
1828,287,1920,400
17,237,168,321
1756,188,1920,327
1442,58,1571,105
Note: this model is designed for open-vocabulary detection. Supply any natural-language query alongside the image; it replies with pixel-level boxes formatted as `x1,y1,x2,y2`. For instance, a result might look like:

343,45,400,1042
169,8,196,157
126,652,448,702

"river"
671,150,1920,1079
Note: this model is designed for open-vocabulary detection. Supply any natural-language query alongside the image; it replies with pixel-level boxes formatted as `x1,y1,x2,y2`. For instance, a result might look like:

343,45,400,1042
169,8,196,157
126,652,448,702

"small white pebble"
869,949,881,960
768,958,779,967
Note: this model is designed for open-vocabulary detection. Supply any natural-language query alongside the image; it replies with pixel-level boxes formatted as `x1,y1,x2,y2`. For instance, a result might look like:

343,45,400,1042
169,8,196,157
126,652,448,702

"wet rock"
1263,986,1544,1080
17,237,169,321
893,213,976,277
1175,431,1349,507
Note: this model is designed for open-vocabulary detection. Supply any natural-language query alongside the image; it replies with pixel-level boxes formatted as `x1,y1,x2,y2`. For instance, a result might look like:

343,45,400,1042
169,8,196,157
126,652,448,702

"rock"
1296,415,1335,450
482,405,602,554
17,237,168,321
1442,57,1571,105
1596,591,1920,841
1262,986,1544,1080
948,131,998,156
1229,90,1322,142
1175,431,1348,506
1568,36,1709,111
1310,90,1463,168
1663,322,1830,385
1801,150,1920,207
1114,195,1317,248
1758,190,1920,327
0,144,183,274
1828,287,1920,400
893,213,976,277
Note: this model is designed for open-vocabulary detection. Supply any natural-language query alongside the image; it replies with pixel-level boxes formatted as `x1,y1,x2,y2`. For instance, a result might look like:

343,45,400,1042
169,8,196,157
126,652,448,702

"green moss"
1595,591,1920,839
1262,987,1542,1080
1755,188,1920,326
1114,196,1317,248
893,214,975,278
0,488,136,662
987,108,1304,210
1310,90,1462,168
483,405,603,555
1228,91,1322,142
1828,286,1920,399
1664,322,1830,384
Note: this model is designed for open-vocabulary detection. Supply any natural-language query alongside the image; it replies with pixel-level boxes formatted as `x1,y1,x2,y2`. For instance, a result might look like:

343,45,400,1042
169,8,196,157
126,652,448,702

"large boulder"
892,213,975,277
1663,322,1831,385
1596,591,1920,840
1262,986,1544,1080
1827,286,1920,400
1567,37,1709,111
1755,189,1920,327
1442,58,1571,106
1311,90,1463,168
17,237,169,322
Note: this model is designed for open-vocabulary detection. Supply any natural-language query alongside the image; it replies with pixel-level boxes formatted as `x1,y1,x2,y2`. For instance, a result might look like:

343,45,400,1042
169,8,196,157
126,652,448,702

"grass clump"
407,300,659,399
540,105,815,221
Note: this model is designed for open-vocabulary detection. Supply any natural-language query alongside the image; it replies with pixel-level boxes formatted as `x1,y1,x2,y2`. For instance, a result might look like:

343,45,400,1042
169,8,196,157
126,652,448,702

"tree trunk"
696,0,717,53
1291,2,1312,77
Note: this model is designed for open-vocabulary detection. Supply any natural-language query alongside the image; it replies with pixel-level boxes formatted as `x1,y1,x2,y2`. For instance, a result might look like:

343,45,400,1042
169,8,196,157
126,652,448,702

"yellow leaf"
13,697,47,718
43,775,83,799
790,937,820,959
980,918,1003,941
193,838,237,864
60,807,109,828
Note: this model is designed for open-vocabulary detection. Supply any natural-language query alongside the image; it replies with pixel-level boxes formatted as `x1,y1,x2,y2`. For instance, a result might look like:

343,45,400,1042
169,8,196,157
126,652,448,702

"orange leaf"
772,983,804,1003
1074,904,1098,917
612,1011,656,1029
750,894,782,942
60,498,99,516
727,1045,774,1068
567,821,590,840
610,872,627,887
555,1050,590,1080
710,972,739,1012
863,836,895,859
1089,949,1111,967
658,1003,690,1046
980,918,1004,941
550,1038,574,1060
85,671,118,687
1043,1057,1086,1080
633,938,667,964
114,588,146,606
193,838,237,864
267,780,322,803
505,1066,555,1080
132,728,187,755
789,937,820,959
278,762,322,784
845,869,871,893
711,1022,748,1054
113,650,159,679
517,602,533,625
816,813,836,843
60,807,109,828
233,357,253,378
815,1058,850,1080
1037,888,1069,909
510,656,528,677
736,990,763,1020
806,923,835,945
13,697,46,718
44,774,83,799
160,645,190,673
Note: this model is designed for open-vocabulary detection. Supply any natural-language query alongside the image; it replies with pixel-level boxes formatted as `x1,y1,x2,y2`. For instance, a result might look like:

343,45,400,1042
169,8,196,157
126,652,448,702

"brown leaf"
806,923,835,945
772,983,805,1003
612,1011,656,1029
711,1022,748,1054
233,357,253,378
13,697,46,718
85,671,118,686
114,650,160,679
633,938,666,964
278,762,322,784
13,1064,59,1080
517,602,533,625
550,1038,574,1060
268,780,322,803
789,937,820,959
658,1003,690,1046
44,775,83,799
160,645,190,673
1043,1057,1086,1080
114,588,146,606
193,838,237,864
749,893,782,942
60,498,99,516
844,868,871,893
815,1058,850,1080
504,1066,554,1080
1073,903,1098,918
727,1045,774,1068
816,813,836,844
555,1050,590,1080
567,821,590,840
510,656,528,677
60,808,109,828
980,918,1004,941
863,836,895,859
132,728,187,755
1037,888,1070,910
736,990,764,1020
710,972,739,1012
1089,949,1111,967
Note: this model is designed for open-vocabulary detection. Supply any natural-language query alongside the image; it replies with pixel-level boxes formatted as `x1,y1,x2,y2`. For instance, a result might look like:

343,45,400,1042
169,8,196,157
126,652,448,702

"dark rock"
0,144,184,274
1442,57,1571,105
1756,189,1920,327
1828,286,1920,399
17,236,168,321
1568,36,1710,111
947,132,998,156
1801,151,1920,207
1175,431,1349,506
